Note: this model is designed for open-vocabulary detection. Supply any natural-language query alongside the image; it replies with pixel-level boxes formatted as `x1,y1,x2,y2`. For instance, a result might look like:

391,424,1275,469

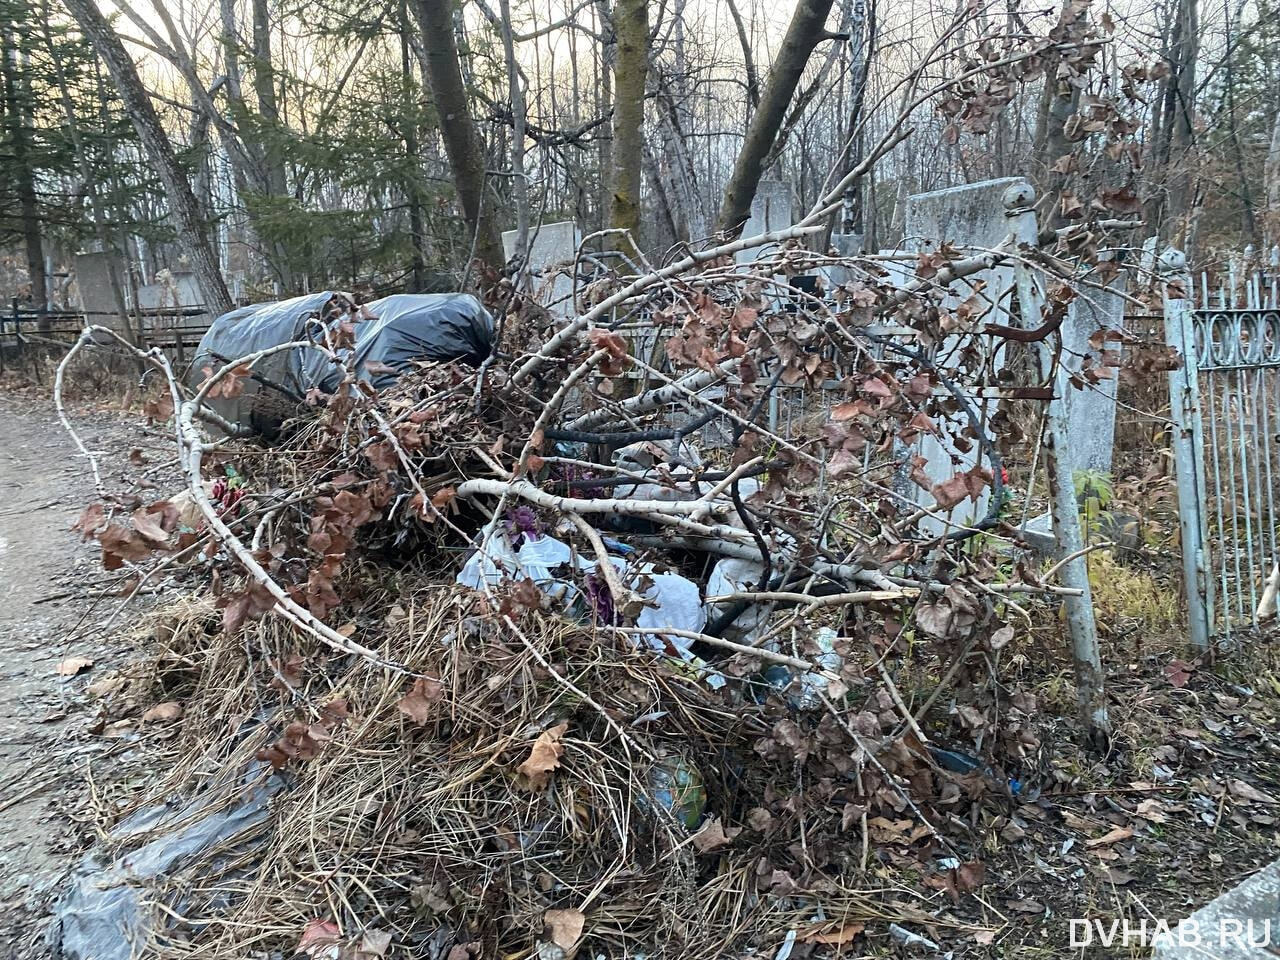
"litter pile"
53,239,1101,958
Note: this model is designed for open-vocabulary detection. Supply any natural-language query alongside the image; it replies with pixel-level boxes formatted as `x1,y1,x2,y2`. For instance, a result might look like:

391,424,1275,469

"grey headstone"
73,252,126,326
819,232,865,290
902,178,1122,537
503,221,580,316
137,270,202,311
1151,859,1280,958
903,178,1036,536
1061,279,1125,476
736,180,795,264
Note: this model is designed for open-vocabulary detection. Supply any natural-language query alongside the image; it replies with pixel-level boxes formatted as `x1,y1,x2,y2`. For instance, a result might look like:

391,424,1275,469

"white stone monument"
735,180,795,264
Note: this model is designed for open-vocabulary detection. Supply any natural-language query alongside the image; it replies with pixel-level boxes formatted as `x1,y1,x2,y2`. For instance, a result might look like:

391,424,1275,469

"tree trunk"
724,0,759,111
251,0,285,197
1030,2,1086,237
398,0,426,291
610,0,648,254
63,0,233,316
0,19,48,324
1222,0,1257,244
1266,109,1280,247
838,0,871,236
497,0,530,265
413,0,505,273
717,0,836,236
595,0,613,235
1165,0,1199,246
250,0,295,289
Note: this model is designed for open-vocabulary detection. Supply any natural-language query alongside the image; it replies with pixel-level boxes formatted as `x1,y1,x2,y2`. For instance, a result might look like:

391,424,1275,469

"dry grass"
94,583,941,960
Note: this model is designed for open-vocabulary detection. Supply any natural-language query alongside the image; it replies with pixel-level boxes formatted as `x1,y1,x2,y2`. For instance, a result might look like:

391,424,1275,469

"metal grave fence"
1163,247,1280,646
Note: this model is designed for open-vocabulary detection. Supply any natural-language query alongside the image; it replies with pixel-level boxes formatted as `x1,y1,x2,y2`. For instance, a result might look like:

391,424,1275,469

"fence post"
12,298,22,367
1006,187,1110,745
1160,248,1213,650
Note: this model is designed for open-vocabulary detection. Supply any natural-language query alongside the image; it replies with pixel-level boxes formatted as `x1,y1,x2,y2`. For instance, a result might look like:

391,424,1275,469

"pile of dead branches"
50,214,1153,959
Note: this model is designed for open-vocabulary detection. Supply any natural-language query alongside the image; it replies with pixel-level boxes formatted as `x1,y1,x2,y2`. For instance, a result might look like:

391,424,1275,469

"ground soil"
0,393,167,958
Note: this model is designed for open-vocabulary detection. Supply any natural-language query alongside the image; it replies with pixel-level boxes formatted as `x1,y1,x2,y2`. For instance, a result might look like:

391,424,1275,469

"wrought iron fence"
1163,251,1280,645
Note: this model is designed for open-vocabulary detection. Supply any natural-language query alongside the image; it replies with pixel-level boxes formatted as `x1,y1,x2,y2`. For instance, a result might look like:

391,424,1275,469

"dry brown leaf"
1134,798,1168,823
544,907,586,951
297,918,341,956
86,675,126,698
142,701,183,723
55,656,94,676
358,929,392,957
1008,899,1045,914
691,816,741,853
1228,779,1278,804
956,860,986,892
100,719,135,738
131,507,170,544
798,922,865,945
397,677,444,725
1086,825,1134,848
517,722,567,790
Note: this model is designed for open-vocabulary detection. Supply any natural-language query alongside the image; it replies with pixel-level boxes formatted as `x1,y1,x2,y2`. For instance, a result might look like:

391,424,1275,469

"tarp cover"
189,292,493,432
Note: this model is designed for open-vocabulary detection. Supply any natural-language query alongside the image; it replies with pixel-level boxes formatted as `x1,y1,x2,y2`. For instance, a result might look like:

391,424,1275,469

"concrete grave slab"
1151,859,1280,958
503,221,580,316
735,180,795,264
904,178,1035,536
73,252,125,326
901,178,1124,540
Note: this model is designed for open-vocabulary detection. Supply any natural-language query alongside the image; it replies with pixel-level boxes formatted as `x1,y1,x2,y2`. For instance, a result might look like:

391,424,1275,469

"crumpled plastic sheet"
52,766,281,960
455,530,720,679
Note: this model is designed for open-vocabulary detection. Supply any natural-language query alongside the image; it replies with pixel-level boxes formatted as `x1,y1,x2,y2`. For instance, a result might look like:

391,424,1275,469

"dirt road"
0,399,152,957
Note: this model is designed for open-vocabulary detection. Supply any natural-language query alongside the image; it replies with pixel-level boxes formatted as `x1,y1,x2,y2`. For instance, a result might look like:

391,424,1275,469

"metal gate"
1163,247,1280,646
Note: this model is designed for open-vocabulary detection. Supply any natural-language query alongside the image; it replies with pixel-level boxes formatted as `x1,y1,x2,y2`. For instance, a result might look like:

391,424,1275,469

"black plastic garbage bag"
343,293,494,389
188,292,493,434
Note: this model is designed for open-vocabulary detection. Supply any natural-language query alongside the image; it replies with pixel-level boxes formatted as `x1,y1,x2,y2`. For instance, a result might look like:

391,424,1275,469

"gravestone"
902,178,1123,539
818,232,865,291
1061,280,1125,475
904,179,1035,535
735,180,795,264
503,221,580,317
1150,859,1280,958
138,269,202,312
73,251,126,325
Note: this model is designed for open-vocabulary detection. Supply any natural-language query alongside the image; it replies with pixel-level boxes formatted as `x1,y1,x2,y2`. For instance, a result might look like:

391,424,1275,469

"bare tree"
610,0,648,251
497,0,530,263
717,0,837,236
414,0,505,273
61,0,233,317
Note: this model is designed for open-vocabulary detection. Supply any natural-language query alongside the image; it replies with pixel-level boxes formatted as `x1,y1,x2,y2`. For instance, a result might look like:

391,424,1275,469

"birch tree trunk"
61,0,233,317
